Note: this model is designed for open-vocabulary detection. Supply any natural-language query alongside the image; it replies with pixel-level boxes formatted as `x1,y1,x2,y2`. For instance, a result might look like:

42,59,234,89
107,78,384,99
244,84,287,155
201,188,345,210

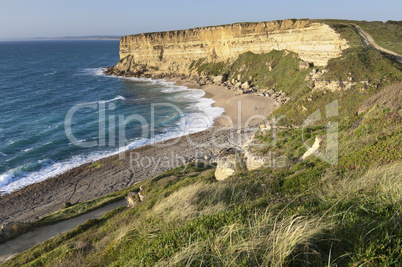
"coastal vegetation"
2,19,401,266
4,161,401,266
190,50,311,97
317,19,402,55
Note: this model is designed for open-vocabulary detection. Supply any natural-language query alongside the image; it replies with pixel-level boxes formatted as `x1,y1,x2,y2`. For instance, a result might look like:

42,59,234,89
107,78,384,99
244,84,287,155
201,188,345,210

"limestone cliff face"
114,20,348,76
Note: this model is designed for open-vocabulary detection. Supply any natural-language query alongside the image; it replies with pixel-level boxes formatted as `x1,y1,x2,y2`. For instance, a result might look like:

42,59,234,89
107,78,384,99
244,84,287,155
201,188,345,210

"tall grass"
319,162,402,205
4,162,401,266
151,182,227,222
159,212,325,267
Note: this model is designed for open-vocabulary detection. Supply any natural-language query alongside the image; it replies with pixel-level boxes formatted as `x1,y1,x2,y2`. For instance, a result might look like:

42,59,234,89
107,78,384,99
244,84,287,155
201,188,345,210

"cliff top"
122,19,401,56
123,18,312,39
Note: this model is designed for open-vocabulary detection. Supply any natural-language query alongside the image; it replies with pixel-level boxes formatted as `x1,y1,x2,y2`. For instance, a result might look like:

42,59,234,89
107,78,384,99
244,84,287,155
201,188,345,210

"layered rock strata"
108,19,348,77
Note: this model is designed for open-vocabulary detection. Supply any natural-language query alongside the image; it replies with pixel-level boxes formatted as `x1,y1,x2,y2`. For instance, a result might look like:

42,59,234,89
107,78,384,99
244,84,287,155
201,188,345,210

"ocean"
0,40,223,194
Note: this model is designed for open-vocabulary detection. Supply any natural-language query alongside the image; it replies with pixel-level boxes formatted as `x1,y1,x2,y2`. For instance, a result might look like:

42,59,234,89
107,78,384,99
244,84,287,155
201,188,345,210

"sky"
0,0,400,39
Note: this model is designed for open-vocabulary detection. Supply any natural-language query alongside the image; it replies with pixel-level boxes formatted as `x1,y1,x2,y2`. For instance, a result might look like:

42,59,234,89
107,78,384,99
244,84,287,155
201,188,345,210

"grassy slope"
190,50,311,97
2,20,402,266
314,19,402,55
272,20,402,126
358,21,402,55
190,20,401,104
4,161,401,266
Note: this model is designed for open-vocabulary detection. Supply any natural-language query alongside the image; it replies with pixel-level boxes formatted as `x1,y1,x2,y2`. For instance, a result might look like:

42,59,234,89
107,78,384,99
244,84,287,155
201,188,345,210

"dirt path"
352,24,402,64
0,199,126,263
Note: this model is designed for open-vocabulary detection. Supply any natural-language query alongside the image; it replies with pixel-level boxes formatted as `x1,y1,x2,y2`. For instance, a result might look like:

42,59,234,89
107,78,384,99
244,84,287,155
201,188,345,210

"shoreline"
0,75,218,195
168,77,275,128
0,77,276,225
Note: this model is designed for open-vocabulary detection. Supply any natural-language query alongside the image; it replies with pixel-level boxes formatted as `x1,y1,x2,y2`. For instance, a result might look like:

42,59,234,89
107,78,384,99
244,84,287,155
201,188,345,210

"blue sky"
0,0,400,39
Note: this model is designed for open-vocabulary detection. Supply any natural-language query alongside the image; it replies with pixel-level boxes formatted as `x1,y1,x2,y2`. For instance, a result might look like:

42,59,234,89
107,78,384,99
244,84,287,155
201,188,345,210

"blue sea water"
0,41,223,193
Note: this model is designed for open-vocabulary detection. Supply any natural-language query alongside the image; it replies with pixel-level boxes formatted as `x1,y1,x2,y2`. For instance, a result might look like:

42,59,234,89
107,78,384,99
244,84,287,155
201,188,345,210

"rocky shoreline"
0,69,278,225
0,128,249,225
104,66,289,106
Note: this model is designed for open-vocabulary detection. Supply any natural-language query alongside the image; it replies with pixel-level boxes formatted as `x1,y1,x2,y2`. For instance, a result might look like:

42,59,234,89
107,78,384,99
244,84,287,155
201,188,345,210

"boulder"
215,150,245,181
259,121,271,131
245,150,271,170
234,89,244,95
241,81,250,90
213,75,228,84
298,60,310,70
197,78,207,86
301,137,323,160
242,138,270,170
0,222,14,237
215,167,235,181
213,75,223,84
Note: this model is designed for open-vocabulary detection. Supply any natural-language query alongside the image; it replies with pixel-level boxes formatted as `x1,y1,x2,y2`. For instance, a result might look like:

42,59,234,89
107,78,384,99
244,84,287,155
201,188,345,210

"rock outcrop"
110,20,348,77
301,136,323,160
214,149,245,181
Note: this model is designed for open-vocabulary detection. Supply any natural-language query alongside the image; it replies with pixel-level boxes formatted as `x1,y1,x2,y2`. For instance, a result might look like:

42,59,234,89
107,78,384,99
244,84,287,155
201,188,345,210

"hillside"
1,19,401,266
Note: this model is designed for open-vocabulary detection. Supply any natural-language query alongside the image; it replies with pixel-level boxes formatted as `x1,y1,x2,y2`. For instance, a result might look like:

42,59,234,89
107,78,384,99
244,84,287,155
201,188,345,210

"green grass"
149,66,159,71
190,50,311,96
356,20,402,55
323,47,402,83
4,92,402,265
88,162,102,169
3,106,401,266
4,160,401,266
338,107,402,169
270,47,401,127
0,182,142,244
2,19,401,266
314,19,402,54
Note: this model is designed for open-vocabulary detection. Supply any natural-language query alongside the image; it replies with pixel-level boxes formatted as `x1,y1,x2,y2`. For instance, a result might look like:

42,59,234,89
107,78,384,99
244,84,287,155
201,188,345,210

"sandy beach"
0,80,275,225
171,78,275,128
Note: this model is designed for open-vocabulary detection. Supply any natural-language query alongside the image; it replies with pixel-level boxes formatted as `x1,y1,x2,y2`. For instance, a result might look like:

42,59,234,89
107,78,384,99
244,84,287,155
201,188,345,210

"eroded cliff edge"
107,19,348,77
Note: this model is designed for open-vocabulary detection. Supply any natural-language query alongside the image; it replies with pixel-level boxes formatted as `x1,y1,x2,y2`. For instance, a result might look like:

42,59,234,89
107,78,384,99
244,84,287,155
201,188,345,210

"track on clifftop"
351,24,402,64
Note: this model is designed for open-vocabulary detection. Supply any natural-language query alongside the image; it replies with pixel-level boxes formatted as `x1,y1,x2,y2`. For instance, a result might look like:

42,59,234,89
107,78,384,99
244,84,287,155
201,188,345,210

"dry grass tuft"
151,182,227,222
319,162,402,205
161,212,325,267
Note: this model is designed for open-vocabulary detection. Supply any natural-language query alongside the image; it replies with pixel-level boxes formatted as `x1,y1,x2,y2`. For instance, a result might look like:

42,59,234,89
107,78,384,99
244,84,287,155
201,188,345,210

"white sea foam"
1,129,192,194
0,173,14,188
94,68,106,76
79,68,107,76
0,74,224,194
44,71,57,76
99,95,126,103
86,95,126,105
0,156,91,194
160,85,190,93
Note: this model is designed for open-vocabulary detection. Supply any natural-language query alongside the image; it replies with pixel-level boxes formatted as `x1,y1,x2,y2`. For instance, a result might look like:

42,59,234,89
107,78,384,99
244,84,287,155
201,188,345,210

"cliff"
111,19,349,76
4,20,401,266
